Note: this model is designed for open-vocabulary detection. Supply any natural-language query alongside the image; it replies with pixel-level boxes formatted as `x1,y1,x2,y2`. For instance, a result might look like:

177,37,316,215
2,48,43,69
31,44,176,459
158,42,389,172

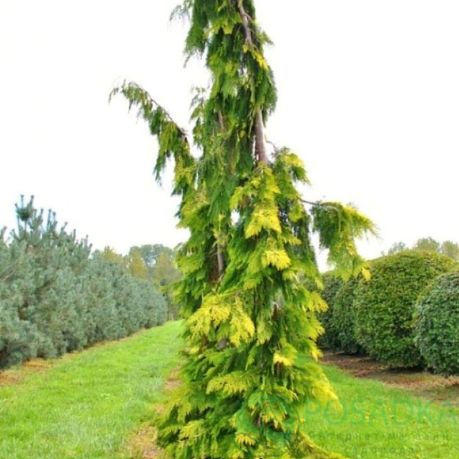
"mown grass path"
0,321,183,459
1,320,458,459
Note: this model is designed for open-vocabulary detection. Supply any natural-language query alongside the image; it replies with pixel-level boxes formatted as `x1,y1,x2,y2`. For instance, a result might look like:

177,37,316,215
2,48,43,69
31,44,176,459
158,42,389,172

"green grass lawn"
0,321,183,459
1,320,458,459
306,362,459,459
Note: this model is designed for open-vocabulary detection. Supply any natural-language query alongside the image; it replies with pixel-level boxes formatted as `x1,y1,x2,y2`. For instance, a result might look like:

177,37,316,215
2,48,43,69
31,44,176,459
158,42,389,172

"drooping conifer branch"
110,82,188,140
110,81,195,196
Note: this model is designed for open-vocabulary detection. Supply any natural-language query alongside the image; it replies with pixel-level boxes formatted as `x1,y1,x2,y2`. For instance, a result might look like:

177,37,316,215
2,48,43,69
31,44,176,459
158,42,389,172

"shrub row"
315,273,343,351
314,251,459,373
414,272,459,375
0,199,167,369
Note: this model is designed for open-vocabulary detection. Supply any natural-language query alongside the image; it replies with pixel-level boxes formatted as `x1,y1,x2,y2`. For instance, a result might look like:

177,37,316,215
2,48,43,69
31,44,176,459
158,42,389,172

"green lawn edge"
0,321,183,459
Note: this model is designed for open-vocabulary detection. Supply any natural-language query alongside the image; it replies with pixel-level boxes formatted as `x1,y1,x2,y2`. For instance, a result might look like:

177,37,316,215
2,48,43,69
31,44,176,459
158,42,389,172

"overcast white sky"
1,1,458,263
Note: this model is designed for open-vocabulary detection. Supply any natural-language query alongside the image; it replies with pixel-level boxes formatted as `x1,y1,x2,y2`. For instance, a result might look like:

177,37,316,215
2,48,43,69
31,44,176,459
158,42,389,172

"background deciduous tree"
129,244,182,319
384,238,459,262
126,248,150,280
439,240,459,261
386,241,408,255
413,237,441,253
129,244,172,272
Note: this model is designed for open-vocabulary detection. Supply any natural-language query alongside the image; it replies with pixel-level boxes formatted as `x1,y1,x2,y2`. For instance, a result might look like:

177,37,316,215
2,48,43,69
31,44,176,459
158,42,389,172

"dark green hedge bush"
354,251,458,367
332,276,365,354
414,272,459,375
316,273,343,350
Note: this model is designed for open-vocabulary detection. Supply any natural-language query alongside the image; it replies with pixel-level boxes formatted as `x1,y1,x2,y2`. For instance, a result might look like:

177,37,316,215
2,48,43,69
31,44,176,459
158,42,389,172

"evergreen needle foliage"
112,2,375,458
0,197,167,368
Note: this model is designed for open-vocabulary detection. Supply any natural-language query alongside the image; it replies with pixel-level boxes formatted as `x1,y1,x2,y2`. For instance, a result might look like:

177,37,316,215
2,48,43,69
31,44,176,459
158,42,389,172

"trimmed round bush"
332,277,365,354
354,251,458,367
316,273,343,350
414,272,459,375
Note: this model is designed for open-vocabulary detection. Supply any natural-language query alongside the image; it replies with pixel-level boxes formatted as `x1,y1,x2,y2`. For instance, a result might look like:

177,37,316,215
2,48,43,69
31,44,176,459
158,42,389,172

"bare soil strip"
322,352,459,405
127,368,182,459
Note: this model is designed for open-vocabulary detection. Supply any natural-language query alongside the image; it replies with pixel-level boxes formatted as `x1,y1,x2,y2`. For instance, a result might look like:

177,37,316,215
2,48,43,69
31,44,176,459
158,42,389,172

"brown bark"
217,243,225,276
237,1,254,47
237,1,268,165
217,111,226,131
255,111,268,165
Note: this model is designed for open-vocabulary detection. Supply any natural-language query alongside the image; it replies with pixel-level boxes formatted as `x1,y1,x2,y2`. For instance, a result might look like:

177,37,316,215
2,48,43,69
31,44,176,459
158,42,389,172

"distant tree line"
101,244,181,320
0,197,168,369
384,237,459,261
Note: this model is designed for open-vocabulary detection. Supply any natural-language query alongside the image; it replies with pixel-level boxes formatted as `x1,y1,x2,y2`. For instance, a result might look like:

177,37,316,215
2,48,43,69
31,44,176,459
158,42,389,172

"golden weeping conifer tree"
112,1,375,458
